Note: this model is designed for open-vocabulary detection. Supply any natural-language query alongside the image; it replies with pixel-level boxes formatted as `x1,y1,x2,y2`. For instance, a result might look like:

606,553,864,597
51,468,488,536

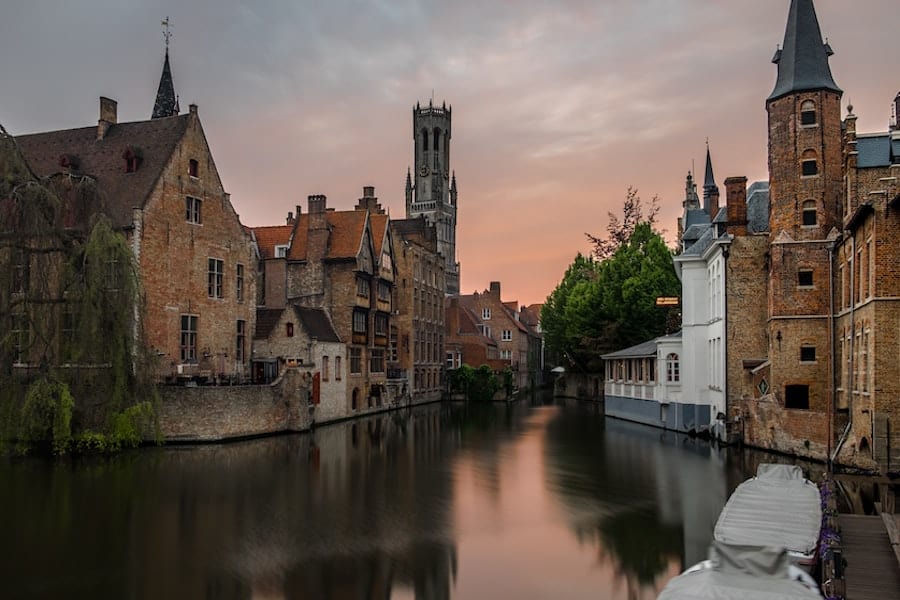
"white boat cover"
713,464,821,558
658,542,823,600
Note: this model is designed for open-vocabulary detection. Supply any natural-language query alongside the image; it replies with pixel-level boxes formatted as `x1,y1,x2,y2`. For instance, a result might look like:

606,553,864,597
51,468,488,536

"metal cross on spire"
162,16,172,49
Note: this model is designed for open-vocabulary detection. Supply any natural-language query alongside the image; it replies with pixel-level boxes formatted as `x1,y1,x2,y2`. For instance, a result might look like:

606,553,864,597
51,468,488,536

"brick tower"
765,0,842,419
406,99,460,295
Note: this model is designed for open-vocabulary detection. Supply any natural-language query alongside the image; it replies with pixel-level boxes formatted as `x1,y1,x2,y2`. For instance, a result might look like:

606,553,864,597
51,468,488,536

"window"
798,269,814,287
482,308,491,320
389,330,398,362
356,276,370,298
377,280,391,301
208,258,224,298
374,312,388,336
106,257,120,292
274,245,288,258
11,250,28,294
186,196,202,224
800,346,816,362
350,348,362,374
801,150,818,177
666,353,680,383
286,322,294,337
236,320,246,363
180,315,198,363
322,356,330,381
335,356,342,380
11,312,28,363
800,100,817,126
353,309,368,335
501,330,512,341
188,159,199,178
785,384,810,409
500,349,512,360
801,201,817,226
370,349,385,373
236,264,244,302
123,147,141,173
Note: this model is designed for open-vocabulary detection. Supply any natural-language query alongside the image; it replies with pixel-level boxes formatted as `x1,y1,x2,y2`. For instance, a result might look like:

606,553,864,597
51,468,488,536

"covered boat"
714,464,821,565
658,542,822,599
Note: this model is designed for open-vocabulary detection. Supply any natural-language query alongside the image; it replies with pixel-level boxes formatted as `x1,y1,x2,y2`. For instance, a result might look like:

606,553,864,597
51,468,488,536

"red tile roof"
252,225,293,259
285,211,369,262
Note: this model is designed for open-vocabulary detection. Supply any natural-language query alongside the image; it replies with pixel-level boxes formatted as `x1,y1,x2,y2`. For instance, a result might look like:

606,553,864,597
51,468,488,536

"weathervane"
162,16,172,49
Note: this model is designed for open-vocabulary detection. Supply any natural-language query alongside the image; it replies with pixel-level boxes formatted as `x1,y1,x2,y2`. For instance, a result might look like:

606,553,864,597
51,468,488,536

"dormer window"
274,245,288,258
122,147,143,173
189,159,199,178
800,100,817,126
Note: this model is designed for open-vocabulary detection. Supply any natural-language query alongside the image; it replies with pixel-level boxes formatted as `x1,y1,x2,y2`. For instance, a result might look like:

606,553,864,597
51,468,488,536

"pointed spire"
702,143,720,216
683,171,700,210
152,49,179,119
769,0,841,101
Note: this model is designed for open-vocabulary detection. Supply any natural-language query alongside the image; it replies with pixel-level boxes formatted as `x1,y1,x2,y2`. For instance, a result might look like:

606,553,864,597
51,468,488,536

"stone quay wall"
156,368,311,442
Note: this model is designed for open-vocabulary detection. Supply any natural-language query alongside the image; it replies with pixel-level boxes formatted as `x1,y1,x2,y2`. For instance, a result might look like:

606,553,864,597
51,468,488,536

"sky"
1,0,896,306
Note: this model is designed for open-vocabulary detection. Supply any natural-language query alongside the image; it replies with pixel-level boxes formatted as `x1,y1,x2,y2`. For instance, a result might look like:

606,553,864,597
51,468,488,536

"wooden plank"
881,512,900,567
841,514,900,600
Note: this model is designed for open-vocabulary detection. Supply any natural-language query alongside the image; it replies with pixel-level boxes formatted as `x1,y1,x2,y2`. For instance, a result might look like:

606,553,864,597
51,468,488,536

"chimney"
286,211,294,225
725,176,748,236
489,281,501,299
355,185,384,214
98,97,117,140
295,204,302,216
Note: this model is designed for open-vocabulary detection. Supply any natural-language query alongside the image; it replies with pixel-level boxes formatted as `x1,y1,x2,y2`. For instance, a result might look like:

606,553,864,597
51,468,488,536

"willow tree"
0,124,159,454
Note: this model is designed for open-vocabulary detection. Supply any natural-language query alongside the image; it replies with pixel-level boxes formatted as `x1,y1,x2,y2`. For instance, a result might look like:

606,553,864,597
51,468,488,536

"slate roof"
856,134,898,168
293,306,341,343
152,50,179,119
601,338,659,360
682,226,717,257
747,181,770,233
769,0,841,101
15,114,190,229
255,308,285,340
684,208,710,230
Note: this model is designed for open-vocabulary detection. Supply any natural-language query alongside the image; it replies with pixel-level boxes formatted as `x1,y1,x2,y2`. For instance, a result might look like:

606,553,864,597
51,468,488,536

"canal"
2,395,822,599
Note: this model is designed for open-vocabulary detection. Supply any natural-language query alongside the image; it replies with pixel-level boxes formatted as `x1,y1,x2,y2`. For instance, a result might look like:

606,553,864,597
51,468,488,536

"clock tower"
406,99,460,295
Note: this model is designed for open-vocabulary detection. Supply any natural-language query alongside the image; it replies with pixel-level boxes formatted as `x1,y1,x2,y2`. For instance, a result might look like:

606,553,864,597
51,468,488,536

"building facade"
405,100,460,295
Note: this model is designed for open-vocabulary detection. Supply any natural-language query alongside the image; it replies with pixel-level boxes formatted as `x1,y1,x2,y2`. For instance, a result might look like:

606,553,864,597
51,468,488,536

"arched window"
421,129,429,151
666,353,680,382
433,127,441,151
800,100,817,126
801,200,817,226
801,149,818,177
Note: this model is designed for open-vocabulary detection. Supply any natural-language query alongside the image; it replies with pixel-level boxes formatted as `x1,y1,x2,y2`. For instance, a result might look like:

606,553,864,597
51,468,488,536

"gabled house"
12,55,256,383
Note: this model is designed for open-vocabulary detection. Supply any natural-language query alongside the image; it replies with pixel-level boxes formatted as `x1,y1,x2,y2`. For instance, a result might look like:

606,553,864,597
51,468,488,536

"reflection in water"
1,394,815,599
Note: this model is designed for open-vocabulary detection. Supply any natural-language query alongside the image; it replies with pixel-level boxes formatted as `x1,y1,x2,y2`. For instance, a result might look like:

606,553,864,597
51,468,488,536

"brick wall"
157,368,310,442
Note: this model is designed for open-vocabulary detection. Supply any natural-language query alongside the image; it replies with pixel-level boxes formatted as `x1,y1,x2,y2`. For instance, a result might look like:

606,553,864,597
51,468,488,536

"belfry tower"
406,99,460,295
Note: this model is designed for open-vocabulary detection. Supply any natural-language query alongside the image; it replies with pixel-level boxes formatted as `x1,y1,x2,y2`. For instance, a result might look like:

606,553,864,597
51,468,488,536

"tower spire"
769,0,841,101
702,143,719,216
152,17,179,119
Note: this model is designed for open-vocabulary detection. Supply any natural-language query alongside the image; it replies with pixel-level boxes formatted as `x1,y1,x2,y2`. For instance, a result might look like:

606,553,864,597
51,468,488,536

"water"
1,395,818,599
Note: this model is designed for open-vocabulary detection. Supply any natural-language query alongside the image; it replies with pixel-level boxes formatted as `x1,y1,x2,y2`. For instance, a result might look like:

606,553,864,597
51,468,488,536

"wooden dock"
841,514,900,599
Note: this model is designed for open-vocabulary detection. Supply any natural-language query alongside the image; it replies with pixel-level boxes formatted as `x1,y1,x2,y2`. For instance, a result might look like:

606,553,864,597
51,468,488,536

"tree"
543,189,679,372
0,123,159,454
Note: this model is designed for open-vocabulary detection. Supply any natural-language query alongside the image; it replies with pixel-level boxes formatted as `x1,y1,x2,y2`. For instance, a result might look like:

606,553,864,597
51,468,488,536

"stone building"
390,215,446,403
725,0,900,472
405,100,460,295
253,189,398,413
12,52,256,382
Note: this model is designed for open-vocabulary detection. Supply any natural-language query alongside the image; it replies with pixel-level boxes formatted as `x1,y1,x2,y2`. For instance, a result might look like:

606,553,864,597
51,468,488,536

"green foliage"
447,364,475,395
469,365,500,402
0,124,160,456
543,190,679,371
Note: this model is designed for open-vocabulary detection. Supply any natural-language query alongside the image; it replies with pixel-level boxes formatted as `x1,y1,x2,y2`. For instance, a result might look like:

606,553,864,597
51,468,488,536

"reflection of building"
406,100,460,295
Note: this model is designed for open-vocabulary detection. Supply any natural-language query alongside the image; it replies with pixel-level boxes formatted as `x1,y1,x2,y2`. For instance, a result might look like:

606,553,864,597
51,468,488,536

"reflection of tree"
595,507,683,584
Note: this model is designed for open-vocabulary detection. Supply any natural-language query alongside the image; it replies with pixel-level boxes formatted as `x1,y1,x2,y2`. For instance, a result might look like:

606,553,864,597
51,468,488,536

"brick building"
725,0,900,472
390,215,446,403
12,51,256,382
253,189,399,413
453,282,541,391
444,297,505,374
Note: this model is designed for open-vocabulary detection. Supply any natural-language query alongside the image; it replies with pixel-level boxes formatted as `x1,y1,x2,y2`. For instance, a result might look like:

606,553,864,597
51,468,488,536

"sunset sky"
2,0,895,306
